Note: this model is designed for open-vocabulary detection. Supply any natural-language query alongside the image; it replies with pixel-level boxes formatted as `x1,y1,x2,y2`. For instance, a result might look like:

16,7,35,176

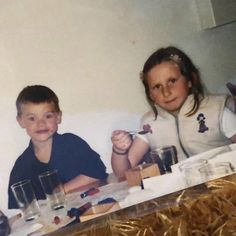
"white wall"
0,0,235,215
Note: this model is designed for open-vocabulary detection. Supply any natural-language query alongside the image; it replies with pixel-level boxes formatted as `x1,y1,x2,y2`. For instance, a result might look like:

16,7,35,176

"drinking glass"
199,162,234,181
179,159,208,187
39,170,65,210
150,146,178,174
11,179,40,221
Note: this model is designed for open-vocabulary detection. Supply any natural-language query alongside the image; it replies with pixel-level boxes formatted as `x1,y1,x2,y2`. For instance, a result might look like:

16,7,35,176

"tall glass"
150,146,178,174
11,179,40,221
39,170,65,210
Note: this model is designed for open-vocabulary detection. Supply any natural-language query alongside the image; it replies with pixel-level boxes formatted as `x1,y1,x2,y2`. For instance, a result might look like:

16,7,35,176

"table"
47,173,236,236
9,146,236,235
46,145,236,236
9,174,129,236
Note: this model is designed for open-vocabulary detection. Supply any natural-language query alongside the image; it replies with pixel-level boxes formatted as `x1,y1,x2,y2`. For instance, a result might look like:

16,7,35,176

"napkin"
142,173,186,198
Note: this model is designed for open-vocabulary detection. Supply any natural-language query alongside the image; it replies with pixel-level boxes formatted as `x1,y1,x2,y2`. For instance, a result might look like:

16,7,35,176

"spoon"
129,130,149,135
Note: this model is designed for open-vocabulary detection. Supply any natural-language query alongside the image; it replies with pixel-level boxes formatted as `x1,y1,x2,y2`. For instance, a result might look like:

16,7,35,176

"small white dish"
142,173,186,197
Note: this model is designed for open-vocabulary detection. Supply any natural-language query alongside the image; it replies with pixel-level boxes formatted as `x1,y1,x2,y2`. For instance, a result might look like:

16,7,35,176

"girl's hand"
111,130,132,152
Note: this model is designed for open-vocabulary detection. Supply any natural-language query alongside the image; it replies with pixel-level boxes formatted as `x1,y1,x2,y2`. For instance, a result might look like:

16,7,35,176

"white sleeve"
222,107,236,138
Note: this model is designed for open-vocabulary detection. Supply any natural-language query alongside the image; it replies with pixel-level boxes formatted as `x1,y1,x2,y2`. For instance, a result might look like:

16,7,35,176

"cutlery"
129,130,149,135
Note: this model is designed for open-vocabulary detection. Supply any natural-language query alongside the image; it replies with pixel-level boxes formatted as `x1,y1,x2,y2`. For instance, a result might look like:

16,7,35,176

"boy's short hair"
16,85,60,116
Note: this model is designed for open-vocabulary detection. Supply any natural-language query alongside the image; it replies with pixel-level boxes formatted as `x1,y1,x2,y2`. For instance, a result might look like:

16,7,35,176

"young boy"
8,85,108,209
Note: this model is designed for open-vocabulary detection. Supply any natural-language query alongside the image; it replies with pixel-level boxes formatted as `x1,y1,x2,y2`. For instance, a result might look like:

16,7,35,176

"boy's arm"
63,175,99,194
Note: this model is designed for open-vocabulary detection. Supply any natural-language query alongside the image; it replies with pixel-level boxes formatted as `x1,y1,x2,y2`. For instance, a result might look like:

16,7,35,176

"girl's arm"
128,138,150,167
111,150,130,178
111,134,149,178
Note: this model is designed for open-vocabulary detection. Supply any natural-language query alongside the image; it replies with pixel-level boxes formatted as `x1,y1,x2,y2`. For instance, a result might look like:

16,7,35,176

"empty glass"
150,146,178,174
199,162,234,181
39,170,65,210
11,179,40,221
179,159,208,187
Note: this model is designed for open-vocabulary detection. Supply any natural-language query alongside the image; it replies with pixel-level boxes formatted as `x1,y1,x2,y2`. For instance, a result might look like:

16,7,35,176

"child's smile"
17,102,61,144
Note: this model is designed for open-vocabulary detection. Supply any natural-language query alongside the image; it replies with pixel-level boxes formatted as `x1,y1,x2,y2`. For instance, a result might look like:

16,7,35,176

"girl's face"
17,102,61,144
147,61,192,114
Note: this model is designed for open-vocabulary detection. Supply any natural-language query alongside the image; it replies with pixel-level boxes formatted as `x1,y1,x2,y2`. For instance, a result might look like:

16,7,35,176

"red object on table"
80,187,99,198
53,216,61,225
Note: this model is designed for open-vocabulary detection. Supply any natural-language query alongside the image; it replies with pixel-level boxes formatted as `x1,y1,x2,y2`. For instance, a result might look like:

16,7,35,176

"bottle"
0,210,10,236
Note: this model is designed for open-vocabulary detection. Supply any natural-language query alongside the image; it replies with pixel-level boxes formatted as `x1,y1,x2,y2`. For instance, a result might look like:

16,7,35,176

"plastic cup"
39,170,65,210
179,159,208,187
11,179,40,221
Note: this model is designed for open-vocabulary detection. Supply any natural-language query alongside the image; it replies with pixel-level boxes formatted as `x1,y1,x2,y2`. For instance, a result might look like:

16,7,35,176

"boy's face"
17,102,62,143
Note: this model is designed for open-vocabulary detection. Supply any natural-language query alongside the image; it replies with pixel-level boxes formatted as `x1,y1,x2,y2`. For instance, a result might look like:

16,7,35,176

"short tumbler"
179,159,208,187
199,162,234,181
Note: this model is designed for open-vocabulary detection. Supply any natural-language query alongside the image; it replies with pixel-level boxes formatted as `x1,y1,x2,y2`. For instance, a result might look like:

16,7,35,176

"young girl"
111,46,236,177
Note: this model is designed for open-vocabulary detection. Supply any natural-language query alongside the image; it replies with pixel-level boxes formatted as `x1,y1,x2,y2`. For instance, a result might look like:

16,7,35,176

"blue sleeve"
72,136,108,179
53,134,108,182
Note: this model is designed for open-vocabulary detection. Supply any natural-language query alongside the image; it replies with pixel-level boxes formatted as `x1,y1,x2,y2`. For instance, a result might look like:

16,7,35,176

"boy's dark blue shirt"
8,132,108,209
